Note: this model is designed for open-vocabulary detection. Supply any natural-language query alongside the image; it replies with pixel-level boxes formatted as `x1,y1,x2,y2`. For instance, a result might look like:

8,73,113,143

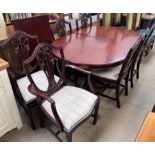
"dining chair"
76,13,92,30
0,30,43,129
89,38,143,108
129,37,145,88
136,25,155,56
12,15,53,43
129,25,155,88
23,42,100,142
50,19,72,40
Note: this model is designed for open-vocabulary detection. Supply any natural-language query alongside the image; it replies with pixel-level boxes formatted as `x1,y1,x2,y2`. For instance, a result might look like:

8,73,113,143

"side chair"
23,43,100,142
0,30,61,130
136,25,155,56
90,37,143,108
130,25,155,88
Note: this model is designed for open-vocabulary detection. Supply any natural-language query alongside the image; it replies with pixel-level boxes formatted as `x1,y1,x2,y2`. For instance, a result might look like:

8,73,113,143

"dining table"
53,25,141,70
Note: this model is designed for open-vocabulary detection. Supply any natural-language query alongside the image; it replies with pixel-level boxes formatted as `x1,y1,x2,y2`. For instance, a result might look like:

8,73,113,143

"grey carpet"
1,45,155,142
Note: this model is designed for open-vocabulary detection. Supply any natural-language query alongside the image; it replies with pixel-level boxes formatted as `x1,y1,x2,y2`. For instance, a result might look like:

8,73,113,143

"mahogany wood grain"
136,112,155,142
75,25,140,38
53,26,141,70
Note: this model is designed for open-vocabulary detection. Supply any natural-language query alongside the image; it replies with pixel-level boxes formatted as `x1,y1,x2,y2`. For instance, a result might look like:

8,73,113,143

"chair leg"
26,106,36,130
66,133,72,142
125,72,130,96
39,108,45,128
136,58,141,79
116,84,121,108
130,70,134,88
93,102,100,125
145,46,150,56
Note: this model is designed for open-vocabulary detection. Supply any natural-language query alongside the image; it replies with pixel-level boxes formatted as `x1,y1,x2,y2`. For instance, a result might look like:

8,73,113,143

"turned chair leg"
66,133,72,142
116,85,121,108
27,106,36,130
93,102,100,125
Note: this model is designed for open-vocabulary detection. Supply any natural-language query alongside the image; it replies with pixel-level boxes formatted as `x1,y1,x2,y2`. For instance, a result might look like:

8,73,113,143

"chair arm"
28,84,64,130
51,45,63,51
65,64,95,93
65,64,91,74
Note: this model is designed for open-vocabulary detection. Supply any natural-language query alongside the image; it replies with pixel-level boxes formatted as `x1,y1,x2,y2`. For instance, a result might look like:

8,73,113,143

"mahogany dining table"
53,26,141,70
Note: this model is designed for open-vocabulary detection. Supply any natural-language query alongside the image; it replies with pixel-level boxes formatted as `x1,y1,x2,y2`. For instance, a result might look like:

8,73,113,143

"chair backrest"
23,43,66,95
144,25,155,45
51,19,72,40
76,13,92,30
12,15,53,43
118,36,144,81
0,30,39,79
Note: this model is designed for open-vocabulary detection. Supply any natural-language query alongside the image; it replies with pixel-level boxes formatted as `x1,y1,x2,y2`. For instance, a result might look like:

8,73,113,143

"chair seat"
136,29,149,36
92,65,122,80
17,71,59,102
137,29,155,43
41,86,98,132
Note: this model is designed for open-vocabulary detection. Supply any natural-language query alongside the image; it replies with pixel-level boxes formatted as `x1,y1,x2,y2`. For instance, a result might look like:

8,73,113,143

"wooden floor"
136,112,155,142
0,13,14,41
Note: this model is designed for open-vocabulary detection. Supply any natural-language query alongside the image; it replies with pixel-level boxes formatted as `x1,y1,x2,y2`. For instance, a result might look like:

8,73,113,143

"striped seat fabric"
137,29,155,43
17,71,59,102
41,86,98,132
92,65,122,80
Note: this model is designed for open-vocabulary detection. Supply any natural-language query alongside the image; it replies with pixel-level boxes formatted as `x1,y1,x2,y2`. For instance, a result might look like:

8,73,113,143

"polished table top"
136,112,155,142
53,26,141,70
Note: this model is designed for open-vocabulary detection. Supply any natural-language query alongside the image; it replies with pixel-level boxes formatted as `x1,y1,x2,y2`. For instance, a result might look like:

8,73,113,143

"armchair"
0,31,60,130
23,43,100,142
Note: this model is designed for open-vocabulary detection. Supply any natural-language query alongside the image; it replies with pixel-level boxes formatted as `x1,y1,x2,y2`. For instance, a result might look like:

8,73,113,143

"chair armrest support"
65,64,91,74
28,84,64,130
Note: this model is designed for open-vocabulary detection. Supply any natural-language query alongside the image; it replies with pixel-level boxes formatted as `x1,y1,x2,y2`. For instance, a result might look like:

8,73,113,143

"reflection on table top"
53,26,140,70
75,26,140,38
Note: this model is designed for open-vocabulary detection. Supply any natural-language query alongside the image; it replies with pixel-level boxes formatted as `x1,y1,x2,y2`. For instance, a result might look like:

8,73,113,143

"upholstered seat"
92,65,122,80
137,29,149,36
137,29,155,43
17,71,59,102
41,86,98,132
